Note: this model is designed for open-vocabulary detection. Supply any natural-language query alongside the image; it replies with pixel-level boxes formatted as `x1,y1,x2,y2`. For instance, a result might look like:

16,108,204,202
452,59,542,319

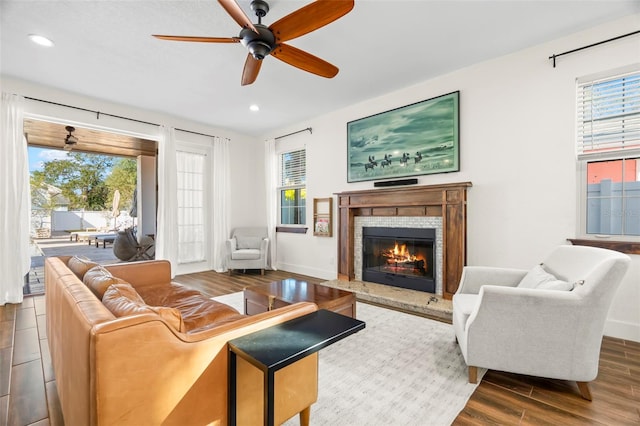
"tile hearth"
321,279,452,323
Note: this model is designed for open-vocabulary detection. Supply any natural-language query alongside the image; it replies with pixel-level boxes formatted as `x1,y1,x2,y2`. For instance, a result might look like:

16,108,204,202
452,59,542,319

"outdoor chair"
113,228,154,262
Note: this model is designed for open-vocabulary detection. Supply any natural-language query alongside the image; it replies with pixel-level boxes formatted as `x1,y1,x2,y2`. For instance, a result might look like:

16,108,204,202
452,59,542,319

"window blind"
577,69,640,159
279,149,306,187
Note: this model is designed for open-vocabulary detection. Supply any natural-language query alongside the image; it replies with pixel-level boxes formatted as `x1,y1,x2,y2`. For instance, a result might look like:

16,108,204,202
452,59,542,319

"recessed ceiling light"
249,104,260,112
29,34,54,47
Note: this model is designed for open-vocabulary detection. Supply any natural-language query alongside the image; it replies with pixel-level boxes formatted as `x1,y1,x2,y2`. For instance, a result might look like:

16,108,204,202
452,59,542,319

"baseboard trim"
604,318,640,343
275,262,336,281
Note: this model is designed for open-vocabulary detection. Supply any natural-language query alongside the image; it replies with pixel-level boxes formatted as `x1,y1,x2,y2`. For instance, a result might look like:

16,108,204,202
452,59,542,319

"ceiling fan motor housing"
240,24,275,60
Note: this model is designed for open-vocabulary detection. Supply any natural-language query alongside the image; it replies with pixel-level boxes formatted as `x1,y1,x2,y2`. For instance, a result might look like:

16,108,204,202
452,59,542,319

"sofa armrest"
260,238,268,258
456,266,527,295
103,260,171,289
226,238,236,254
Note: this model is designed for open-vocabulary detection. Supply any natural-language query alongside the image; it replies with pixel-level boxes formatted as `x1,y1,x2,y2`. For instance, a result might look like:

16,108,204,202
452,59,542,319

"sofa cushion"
83,265,126,299
67,255,99,279
137,283,244,332
102,283,185,332
236,236,262,250
231,249,261,260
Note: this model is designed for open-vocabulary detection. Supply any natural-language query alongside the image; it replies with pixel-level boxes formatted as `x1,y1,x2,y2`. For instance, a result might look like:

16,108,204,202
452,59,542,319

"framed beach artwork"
347,91,460,183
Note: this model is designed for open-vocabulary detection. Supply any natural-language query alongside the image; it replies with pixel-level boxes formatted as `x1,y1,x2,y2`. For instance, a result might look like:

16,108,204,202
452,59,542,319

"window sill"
276,226,308,234
567,239,640,255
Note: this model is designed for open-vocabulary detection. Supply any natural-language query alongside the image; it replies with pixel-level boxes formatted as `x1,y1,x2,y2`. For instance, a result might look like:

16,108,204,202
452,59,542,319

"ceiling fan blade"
241,54,263,86
269,0,354,43
153,35,240,43
218,0,258,33
271,43,338,79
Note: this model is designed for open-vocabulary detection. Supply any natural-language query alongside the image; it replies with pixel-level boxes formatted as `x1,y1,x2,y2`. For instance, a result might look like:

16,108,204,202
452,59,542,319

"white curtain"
0,93,30,305
211,136,230,272
265,138,278,270
156,126,178,277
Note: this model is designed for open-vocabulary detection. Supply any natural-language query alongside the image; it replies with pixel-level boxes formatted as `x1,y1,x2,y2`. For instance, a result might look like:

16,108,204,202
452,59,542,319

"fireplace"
362,227,436,293
336,182,471,299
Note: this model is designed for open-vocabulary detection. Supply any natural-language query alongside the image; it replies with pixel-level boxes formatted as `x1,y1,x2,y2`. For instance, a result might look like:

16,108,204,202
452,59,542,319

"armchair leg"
261,268,265,276
577,381,592,401
468,366,478,384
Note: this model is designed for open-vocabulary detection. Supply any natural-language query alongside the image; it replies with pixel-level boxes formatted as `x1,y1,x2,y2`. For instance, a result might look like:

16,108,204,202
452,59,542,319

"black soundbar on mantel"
374,178,418,187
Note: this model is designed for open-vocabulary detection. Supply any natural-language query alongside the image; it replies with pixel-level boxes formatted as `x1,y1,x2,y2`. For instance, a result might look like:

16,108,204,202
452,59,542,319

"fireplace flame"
384,242,419,264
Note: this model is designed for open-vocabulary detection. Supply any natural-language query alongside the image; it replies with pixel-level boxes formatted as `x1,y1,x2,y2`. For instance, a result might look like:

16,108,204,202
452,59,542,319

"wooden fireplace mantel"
335,182,471,300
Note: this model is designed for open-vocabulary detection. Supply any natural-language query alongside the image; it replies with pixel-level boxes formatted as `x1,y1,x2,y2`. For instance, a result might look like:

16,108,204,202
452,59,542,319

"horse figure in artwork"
400,152,410,166
364,155,377,171
380,154,392,168
414,152,423,163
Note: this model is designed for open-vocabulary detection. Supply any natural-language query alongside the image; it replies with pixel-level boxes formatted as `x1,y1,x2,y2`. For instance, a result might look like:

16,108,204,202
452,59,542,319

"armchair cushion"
231,249,261,260
236,236,262,250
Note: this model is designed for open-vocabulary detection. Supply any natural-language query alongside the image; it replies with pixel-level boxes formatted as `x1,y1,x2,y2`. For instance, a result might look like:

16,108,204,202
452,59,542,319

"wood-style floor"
2,269,639,425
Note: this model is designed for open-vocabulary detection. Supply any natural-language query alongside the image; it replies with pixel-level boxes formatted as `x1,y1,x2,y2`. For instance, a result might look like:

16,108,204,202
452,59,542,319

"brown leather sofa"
45,256,318,425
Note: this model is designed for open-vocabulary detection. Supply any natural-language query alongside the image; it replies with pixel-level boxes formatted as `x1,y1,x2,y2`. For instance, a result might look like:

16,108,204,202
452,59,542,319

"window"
176,150,206,263
279,149,306,225
577,68,640,240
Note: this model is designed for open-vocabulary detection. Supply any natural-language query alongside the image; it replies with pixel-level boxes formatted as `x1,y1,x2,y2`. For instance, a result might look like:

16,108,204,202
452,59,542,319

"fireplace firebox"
362,227,436,293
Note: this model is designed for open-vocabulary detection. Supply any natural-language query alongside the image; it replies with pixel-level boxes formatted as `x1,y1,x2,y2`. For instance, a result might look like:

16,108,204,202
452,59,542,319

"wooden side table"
228,309,365,426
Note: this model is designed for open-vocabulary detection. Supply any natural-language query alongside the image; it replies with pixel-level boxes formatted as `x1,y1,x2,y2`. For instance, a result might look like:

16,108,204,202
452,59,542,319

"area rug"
213,292,485,426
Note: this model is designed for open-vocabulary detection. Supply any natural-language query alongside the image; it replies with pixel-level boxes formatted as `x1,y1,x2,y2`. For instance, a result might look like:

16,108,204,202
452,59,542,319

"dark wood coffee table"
244,279,356,318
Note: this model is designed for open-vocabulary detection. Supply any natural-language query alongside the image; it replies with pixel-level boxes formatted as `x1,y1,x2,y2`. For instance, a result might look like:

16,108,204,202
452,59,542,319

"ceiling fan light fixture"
248,41,271,60
64,125,78,150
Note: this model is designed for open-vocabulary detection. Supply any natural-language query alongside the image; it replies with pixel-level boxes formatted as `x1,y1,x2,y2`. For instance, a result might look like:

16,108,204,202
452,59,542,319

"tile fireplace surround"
335,182,471,300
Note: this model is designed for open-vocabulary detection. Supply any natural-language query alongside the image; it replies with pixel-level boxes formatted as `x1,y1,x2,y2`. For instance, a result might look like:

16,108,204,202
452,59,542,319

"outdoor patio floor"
26,233,120,295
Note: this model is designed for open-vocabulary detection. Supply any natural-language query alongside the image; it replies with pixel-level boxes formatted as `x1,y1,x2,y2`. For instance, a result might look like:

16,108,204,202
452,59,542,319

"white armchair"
453,245,630,400
225,227,269,275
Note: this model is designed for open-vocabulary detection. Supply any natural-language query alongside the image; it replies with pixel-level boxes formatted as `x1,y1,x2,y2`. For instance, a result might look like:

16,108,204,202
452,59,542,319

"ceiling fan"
64,126,78,151
152,0,354,85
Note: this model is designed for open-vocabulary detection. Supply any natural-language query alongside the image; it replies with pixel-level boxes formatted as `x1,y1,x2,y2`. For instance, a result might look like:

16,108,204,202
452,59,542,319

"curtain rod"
549,29,640,68
24,96,220,139
24,96,160,127
275,127,312,140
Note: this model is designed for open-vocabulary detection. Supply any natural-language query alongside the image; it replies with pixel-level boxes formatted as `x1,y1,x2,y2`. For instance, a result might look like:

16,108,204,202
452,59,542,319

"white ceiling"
2,1,638,137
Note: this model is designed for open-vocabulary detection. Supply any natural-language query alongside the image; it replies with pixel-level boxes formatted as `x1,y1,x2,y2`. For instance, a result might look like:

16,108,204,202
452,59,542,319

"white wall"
266,14,640,342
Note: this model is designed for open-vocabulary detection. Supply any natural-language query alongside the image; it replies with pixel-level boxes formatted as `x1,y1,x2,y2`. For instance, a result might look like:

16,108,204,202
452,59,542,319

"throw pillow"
67,255,99,279
83,265,125,299
517,264,557,289
518,264,573,291
102,283,185,332
236,236,262,249
537,279,574,291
